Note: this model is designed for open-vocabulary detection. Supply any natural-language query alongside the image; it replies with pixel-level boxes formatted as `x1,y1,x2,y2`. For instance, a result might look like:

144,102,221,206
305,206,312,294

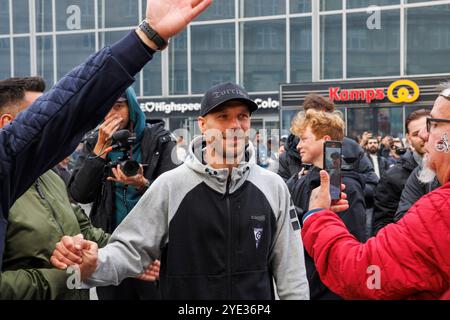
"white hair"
418,154,437,184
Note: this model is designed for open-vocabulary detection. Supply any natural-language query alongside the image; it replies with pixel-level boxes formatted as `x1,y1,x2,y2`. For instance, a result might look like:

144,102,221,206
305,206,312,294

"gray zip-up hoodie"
83,136,309,300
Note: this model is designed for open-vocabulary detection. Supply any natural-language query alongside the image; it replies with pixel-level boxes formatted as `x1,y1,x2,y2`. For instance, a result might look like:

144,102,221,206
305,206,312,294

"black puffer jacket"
69,122,178,233
394,165,441,221
278,134,301,181
287,166,367,299
371,150,418,235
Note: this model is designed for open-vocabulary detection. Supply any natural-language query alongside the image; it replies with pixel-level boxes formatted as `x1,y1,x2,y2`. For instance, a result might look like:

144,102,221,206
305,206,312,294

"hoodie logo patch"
253,228,263,248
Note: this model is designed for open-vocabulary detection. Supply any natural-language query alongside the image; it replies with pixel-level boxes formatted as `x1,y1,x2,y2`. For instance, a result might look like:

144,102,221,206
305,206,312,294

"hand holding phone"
323,141,342,201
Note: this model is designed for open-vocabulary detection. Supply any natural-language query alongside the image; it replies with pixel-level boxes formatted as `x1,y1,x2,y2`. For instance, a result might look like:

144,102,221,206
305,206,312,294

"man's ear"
0,113,13,128
323,135,332,142
197,116,206,134
405,133,412,145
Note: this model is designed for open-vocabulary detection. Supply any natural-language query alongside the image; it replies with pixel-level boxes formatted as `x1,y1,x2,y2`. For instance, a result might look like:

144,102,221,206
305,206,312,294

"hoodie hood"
286,134,301,161
125,86,146,144
183,136,257,194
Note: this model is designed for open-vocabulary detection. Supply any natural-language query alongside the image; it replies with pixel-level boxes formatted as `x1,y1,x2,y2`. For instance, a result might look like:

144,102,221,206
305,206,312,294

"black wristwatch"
138,20,168,50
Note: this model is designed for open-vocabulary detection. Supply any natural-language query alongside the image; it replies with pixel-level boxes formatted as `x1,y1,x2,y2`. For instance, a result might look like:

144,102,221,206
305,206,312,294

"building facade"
1,0,450,140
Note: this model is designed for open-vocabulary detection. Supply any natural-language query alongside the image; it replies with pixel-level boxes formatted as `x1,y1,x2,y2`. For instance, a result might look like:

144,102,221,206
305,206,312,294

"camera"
394,146,407,156
107,129,140,177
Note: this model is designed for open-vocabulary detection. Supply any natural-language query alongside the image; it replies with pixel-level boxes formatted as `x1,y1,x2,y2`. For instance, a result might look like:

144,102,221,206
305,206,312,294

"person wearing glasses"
299,82,450,299
371,109,431,236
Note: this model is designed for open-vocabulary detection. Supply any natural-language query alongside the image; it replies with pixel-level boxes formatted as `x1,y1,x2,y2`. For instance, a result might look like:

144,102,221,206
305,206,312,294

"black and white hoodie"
84,136,309,300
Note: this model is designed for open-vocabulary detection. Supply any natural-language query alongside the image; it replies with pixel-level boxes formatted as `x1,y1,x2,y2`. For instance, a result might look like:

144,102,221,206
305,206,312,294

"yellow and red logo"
387,80,420,103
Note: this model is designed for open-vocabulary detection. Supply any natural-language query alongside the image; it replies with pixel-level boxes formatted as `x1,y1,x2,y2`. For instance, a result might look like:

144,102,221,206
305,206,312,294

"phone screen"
323,141,342,201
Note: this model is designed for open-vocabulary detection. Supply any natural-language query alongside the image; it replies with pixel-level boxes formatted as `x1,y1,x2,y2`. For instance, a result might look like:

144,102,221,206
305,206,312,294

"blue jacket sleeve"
0,31,154,213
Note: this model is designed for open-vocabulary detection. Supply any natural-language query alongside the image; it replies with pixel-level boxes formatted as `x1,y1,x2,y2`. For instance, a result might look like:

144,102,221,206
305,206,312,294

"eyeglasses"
426,117,450,133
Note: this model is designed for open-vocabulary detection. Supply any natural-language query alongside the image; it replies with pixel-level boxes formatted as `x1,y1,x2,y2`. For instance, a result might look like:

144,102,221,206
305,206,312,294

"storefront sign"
329,79,420,104
254,98,279,109
329,87,385,104
140,96,279,115
140,101,201,114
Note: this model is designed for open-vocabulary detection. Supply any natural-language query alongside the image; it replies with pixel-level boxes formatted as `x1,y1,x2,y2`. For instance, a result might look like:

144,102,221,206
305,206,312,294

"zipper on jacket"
122,185,129,213
35,179,65,235
225,175,232,299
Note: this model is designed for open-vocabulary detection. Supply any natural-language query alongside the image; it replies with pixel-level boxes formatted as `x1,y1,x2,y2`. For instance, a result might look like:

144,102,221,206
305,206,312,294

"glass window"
98,0,139,28
0,0,9,34
13,0,29,34
196,0,235,21
36,36,54,88
241,0,285,17
132,72,141,97
290,0,312,13
347,0,399,8
320,0,342,11
36,0,53,33
281,109,298,132
320,14,342,79
99,30,127,48
406,4,450,75
404,105,432,119
143,53,162,96
291,17,312,82
191,23,235,94
57,33,95,79
406,0,438,3
13,37,30,76
0,38,10,78
169,29,188,95
347,10,400,78
347,107,403,141
241,20,286,92
56,0,95,31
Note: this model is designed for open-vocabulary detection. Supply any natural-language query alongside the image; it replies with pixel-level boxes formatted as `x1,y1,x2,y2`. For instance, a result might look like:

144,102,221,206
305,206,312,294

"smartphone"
323,141,342,201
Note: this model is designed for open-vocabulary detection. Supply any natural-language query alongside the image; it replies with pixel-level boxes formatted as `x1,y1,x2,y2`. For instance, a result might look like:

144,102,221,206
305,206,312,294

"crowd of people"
0,0,449,301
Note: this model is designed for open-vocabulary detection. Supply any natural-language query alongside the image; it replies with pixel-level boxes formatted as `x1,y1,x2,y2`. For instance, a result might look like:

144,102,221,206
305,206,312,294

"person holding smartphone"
286,109,367,300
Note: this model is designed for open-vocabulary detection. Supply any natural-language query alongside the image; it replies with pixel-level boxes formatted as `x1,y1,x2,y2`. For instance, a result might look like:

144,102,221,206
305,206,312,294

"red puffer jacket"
302,182,450,300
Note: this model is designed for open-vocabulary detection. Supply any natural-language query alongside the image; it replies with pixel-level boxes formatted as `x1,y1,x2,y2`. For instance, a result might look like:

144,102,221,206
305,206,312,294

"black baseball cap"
199,82,258,117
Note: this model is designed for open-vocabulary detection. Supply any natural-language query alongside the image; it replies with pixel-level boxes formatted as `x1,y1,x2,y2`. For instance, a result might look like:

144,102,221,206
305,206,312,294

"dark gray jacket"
394,165,441,221
372,150,418,235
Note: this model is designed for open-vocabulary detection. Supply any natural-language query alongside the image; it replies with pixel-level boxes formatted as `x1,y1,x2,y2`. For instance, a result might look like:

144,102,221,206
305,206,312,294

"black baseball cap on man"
199,82,258,117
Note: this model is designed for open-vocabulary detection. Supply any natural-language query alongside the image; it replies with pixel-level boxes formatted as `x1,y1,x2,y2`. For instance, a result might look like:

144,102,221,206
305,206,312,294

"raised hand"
137,260,161,282
93,115,123,158
308,170,349,213
146,0,213,41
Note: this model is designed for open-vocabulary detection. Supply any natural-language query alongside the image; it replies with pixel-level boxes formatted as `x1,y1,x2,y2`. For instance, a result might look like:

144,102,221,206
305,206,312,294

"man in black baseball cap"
54,81,310,300
198,82,259,169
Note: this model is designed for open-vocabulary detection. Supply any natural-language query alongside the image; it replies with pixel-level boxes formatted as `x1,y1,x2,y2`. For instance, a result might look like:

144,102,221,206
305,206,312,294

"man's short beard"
418,154,436,184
